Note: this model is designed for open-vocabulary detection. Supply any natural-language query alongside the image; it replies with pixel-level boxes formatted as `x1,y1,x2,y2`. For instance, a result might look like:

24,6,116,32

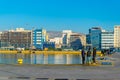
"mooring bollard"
17,59,23,64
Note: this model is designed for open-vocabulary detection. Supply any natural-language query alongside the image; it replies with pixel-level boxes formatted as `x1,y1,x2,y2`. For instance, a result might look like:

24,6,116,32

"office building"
101,30,114,49
114,26,120,48
0,28,31,49
32,28,48,50
88,27,102,50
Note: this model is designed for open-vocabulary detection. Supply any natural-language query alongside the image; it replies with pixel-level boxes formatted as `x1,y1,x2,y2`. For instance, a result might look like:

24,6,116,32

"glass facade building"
89,27,102,50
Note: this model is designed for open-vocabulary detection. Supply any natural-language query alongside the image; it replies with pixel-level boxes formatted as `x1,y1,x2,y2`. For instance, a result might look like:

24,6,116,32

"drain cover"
35,78,49,80
16,77,30,79
55,79,68,80
76,79,90,80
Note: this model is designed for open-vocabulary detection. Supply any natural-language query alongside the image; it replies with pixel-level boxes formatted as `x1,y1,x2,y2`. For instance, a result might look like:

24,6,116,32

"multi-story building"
101,30,114,49
32,28,48,50
88,27,102,50
62,30,72,47
70,33,86,50
0,40,10,49
0,32,11,49
114,26,120,48
0,28,31,49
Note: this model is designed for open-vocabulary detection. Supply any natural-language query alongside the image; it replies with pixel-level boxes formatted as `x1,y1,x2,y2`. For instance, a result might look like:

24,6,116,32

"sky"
0,0,120,33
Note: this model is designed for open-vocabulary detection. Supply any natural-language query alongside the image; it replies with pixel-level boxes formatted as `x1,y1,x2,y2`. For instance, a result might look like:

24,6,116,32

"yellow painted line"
0,50,102,55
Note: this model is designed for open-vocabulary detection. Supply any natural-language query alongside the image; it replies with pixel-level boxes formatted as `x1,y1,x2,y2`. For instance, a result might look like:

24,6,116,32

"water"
0,53,82,64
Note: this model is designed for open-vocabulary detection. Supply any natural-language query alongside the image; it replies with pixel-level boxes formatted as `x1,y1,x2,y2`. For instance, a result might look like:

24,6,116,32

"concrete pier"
0,53,119,80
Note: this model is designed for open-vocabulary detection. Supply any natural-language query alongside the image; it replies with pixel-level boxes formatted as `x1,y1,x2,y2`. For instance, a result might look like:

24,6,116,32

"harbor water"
0,53,82,64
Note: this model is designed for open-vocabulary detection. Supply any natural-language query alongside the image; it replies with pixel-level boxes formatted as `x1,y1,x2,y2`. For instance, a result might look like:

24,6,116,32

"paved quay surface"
0,53,120,80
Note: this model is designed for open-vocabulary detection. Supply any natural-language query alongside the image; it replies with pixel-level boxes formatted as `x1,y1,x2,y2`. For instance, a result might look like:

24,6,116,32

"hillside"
47,31,85,39
47,31,62,39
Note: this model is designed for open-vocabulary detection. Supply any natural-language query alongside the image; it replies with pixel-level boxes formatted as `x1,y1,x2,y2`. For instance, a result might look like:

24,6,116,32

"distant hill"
47,31,62,39
47,31,85,39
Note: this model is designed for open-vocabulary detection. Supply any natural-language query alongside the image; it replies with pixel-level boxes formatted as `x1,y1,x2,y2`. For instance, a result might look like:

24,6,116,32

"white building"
114,26,120,48
62,30,72,47
49,37,62,48
9,28,31,32
101,30,114,49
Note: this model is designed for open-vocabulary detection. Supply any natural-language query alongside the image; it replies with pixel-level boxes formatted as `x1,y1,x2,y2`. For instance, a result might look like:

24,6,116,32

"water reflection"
0,53,82,64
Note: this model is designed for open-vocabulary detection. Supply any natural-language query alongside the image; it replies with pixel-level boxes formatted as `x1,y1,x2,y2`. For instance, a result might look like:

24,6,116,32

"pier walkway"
0,53,119,80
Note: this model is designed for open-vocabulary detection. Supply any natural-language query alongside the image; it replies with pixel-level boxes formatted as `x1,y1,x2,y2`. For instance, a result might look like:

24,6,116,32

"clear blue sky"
0,0,120,33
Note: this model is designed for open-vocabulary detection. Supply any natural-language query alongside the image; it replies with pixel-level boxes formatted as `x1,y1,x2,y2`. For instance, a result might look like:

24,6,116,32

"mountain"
47,31,85,39
47,31,62,39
